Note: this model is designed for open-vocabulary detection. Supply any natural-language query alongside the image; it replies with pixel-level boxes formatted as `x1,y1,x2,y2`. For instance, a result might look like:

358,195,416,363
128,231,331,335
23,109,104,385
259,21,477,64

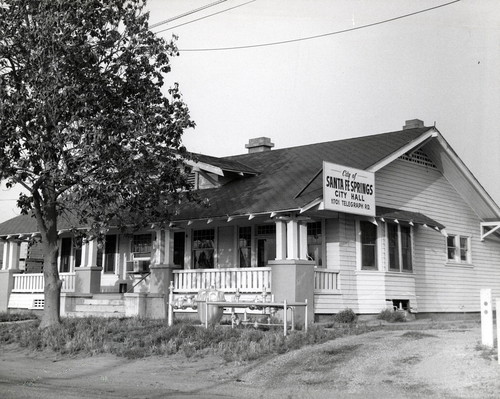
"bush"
333,308,358,324
378,308,406,323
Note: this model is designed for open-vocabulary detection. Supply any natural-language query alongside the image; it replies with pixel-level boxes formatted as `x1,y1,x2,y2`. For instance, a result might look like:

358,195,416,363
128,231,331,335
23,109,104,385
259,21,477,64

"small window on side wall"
447,234,471,264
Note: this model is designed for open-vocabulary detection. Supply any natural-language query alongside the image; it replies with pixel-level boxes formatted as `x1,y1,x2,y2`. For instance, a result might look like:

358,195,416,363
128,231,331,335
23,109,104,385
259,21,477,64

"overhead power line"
153,0,256,34
149,0,228,29
174,0,461,52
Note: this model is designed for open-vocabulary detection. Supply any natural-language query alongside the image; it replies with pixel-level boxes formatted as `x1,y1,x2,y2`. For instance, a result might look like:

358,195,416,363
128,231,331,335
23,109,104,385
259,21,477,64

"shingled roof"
172,126,431,220
0,126,433,235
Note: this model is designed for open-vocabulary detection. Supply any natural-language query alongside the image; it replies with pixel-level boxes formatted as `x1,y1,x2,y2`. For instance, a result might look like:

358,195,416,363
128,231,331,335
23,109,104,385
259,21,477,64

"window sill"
445,262,474,269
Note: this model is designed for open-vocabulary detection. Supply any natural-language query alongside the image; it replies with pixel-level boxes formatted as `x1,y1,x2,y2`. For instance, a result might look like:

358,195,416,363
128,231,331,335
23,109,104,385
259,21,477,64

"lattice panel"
399,148,437,168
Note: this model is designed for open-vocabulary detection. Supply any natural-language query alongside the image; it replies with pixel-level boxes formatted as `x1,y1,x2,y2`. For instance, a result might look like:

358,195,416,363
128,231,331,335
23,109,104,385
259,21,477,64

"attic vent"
187,172,197,188
399,148,437,169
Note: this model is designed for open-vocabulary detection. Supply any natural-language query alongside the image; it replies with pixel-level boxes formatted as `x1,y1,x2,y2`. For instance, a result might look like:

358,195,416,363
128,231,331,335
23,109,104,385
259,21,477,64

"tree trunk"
38,190,62,329
40,236,62,329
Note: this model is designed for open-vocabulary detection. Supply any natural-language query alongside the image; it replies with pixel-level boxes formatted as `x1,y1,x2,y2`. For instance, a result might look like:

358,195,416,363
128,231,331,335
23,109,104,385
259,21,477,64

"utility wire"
174,0,460,52
149,0,228,29
153,0,256,35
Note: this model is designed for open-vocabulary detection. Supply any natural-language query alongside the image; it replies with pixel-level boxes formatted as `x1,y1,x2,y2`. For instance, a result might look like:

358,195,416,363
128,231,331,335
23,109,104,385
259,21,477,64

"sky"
1,0,499,222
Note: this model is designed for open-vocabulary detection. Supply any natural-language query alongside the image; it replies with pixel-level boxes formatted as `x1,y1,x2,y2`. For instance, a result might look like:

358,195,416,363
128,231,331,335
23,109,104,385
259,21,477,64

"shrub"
333,308,358,324
378,308,406,323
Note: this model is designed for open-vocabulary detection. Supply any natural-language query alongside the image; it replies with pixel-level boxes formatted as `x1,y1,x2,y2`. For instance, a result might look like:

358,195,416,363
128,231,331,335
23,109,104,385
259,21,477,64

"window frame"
238,226,252,268
97,234,118,274
356,220,380,271
446,234,472,264
192,228,215,269
386,222,413,272
307,220,324,267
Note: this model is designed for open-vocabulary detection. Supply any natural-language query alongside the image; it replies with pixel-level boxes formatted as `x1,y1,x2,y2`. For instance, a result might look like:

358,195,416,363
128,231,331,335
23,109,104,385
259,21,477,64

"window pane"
173,232,185,267
239,227,252,267
460,236,468,262
360,221,377,269
401,226,412,271
307,221,323,266
193,229,215,269
132,234,152,257
447,235,456,260
60,237,72,273
387,223,399,270
104,235,117,273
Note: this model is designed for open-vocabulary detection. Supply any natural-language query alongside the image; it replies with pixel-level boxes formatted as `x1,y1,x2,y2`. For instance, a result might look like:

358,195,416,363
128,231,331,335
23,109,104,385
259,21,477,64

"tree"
0,0,195,328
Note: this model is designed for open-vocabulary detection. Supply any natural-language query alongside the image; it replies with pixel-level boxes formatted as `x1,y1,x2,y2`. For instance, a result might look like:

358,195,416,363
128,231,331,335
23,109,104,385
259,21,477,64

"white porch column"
165,229,174,266
85,239,99,267
2,241,9,270
299,222,308,260
152,229,163,267
153,229,174,267
7,241,20,270
286,219,299,260
275,219,287,260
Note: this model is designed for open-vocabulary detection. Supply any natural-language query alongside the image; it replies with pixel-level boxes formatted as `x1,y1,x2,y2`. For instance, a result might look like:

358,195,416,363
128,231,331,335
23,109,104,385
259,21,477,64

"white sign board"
323,161,375,216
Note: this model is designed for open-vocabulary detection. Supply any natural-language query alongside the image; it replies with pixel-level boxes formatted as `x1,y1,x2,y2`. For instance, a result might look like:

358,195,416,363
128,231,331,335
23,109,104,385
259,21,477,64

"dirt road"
1,326,499,398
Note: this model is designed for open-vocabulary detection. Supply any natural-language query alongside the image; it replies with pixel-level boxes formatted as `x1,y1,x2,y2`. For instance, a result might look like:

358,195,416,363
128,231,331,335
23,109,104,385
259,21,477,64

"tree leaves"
0,0,196,238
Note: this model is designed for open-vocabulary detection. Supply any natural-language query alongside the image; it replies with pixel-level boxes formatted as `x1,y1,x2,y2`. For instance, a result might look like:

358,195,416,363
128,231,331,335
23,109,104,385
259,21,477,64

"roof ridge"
224,127,431,160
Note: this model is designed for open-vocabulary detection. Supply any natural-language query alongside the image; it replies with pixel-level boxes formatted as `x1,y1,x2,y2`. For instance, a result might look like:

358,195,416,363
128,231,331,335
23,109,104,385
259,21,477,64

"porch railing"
173,267,272,294
12,272,76,293
314,269,339,293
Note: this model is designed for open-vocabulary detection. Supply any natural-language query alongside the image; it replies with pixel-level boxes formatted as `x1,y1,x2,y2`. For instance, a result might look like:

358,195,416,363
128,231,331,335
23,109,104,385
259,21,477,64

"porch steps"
66,294,126,318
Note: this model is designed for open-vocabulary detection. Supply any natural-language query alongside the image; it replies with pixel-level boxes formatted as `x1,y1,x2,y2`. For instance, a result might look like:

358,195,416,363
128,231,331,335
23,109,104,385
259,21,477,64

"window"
447,235,471,264
307,221,323,266
239,226,252,267
387,223,412,272
97,235,117,273
60,237,72,273
256,224,276,267
360,221,377,270
387,224,399,271
192,229,215,269
132,234,152,258
173,232,185,268
130,234,152,272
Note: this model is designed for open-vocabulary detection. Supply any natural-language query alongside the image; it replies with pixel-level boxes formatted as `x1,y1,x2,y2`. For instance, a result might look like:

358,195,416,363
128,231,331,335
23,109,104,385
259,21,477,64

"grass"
0,316,371,362
0,312,38,323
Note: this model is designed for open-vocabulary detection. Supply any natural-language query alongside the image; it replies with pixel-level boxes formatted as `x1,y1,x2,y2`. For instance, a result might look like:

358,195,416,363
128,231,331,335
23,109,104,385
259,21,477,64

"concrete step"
65,311,126,318
91,293,125,300
74,303,125,313
81,298,125,306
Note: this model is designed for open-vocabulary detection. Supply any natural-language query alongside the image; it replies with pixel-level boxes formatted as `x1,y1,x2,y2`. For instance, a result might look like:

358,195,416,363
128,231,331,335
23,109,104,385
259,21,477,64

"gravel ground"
0,324,499,398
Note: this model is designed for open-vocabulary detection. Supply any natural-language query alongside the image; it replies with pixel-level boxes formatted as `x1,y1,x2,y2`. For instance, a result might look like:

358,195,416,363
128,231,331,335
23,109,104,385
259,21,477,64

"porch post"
299,221,308,260
149,229,176,318
7,241,20,270
275,219,287,260
0,269,20,312
75,239,102,294
86,239,99,267
269,259,315,325
286,218,299,260
2,241,9,270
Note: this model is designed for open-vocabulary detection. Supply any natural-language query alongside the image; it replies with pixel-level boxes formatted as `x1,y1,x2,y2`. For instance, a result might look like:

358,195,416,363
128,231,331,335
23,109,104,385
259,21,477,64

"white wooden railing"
314,269,339,293
173,267,272,293
12,272,76,293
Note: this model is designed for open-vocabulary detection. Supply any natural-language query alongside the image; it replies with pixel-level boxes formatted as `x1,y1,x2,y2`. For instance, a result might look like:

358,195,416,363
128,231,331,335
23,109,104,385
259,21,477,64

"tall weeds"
0,317,368,361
